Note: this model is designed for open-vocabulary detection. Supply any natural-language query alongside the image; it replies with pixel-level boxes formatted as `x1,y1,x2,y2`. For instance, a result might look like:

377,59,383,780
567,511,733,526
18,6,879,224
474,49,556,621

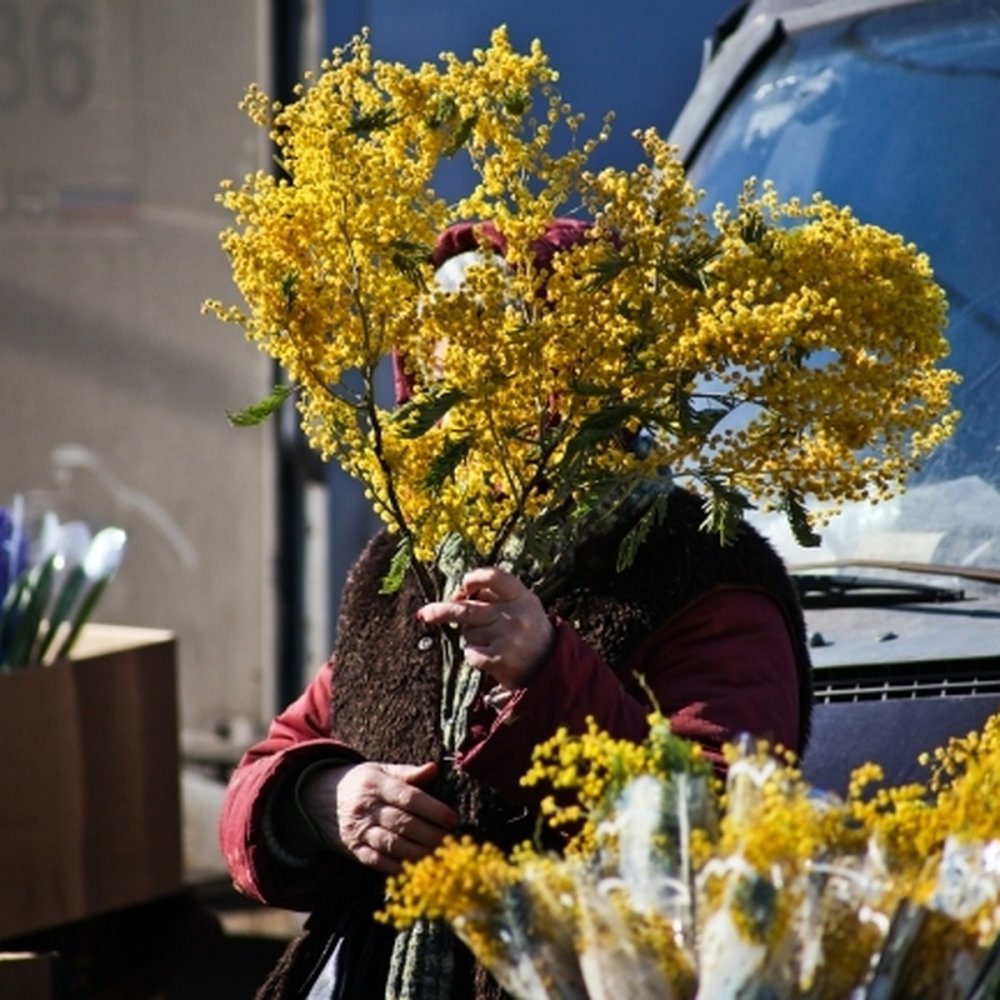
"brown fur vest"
332,488,812,774
263,490,812,1000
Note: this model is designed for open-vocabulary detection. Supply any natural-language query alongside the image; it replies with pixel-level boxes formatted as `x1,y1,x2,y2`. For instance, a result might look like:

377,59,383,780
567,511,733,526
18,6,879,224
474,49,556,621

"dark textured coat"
261,488,812,999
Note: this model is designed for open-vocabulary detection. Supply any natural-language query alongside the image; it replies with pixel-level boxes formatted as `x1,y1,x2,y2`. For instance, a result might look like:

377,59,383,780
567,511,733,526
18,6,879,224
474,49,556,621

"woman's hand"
300,760,458,875
416,567,555,690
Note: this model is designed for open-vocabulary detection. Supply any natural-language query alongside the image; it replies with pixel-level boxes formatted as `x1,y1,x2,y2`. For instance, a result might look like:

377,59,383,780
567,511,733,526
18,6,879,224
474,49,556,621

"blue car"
670,0,1000,791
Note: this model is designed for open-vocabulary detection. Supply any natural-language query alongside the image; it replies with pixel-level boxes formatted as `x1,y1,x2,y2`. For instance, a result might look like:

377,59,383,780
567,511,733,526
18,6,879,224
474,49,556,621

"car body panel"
668,0,1000,789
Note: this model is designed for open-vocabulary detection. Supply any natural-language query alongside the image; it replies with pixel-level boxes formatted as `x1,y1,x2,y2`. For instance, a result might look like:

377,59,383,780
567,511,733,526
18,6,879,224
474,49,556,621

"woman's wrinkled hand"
301,760,458,875
416,566,555,690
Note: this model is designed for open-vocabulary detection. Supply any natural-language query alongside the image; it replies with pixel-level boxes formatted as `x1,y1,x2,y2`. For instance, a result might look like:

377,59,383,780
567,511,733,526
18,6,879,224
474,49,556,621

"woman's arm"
457,587,800,805
219,658,459,900
218,660,366,909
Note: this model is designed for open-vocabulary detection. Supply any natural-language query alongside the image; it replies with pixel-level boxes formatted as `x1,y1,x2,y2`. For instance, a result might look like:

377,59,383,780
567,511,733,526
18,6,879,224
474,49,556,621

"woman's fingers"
376,803,454,850
416,596,495,628
376,761,458,828
362,809,452,874
353,842,402,875
308,761,458,874
418,567,529,625
416,567,554,688
455,566,527,601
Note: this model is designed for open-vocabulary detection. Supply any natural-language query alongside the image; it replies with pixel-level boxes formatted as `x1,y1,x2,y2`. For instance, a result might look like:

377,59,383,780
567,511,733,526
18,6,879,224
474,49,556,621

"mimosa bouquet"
381,713,1000,998
204,26,958,603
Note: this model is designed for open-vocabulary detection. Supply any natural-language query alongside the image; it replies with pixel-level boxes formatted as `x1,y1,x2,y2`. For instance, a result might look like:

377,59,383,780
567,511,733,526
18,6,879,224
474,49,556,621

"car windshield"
685,0,1000,576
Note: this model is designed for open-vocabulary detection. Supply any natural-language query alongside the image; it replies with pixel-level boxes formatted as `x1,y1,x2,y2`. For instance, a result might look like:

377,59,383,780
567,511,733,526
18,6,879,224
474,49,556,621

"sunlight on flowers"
381,710,1000,998
205,25,958,594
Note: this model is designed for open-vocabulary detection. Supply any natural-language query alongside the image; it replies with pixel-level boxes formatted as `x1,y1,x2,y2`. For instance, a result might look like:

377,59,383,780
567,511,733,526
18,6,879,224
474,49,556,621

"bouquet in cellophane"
381,712,1000,998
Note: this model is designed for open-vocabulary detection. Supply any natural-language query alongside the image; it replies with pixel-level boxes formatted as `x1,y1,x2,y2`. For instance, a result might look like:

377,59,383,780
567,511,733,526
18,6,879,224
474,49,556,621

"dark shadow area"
0,890,290,999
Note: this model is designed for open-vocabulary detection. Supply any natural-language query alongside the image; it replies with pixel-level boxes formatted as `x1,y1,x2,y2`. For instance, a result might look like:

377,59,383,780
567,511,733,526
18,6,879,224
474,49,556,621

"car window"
686,0,1000,573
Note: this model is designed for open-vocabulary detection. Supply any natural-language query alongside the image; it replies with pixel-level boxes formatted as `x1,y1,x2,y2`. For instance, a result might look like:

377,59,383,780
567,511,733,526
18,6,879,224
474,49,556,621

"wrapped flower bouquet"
381,714,1000,998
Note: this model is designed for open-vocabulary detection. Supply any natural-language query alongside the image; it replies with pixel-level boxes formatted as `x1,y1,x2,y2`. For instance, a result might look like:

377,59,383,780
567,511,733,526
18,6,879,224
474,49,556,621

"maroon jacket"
220,584,801,911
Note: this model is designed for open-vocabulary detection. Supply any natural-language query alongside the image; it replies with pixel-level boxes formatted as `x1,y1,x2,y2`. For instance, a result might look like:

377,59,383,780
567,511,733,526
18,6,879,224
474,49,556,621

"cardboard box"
0,625,182,941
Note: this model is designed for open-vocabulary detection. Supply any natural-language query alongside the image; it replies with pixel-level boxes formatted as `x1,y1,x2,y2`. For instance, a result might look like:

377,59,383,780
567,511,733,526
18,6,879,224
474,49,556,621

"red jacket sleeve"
457,587,800,805
218,660,365,909
220,587,800,905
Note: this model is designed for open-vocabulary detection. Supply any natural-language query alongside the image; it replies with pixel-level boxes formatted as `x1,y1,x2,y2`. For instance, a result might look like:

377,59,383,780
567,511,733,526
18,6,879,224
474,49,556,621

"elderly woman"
219,224,813,1000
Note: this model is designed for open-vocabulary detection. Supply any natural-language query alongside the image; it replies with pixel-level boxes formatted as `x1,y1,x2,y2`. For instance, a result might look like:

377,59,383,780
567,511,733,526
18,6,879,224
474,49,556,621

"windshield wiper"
793,572,965,608
792,558,1000,587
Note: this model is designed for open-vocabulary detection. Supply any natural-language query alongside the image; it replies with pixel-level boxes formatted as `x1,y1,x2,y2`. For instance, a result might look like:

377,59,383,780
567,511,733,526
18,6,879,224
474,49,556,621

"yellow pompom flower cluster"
378,836,519,969
848,712,1000,933
206,25,958,588
382,709,1000,997
520,712,712,854
381,713,709,997
382,839,588,997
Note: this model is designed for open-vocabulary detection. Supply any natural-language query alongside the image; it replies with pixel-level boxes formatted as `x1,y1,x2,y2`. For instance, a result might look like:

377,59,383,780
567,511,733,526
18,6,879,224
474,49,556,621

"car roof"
669,0,936,161
731,0,928,15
